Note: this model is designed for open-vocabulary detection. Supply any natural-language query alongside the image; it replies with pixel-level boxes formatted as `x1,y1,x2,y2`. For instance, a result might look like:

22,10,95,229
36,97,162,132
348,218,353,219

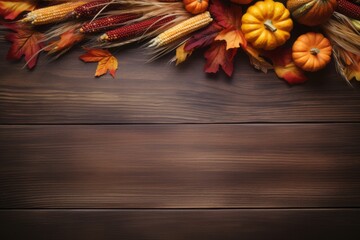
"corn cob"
22,1,87,25
80,14,141,33
337,0,360,20
150,11,212,47
74,0,113,18
100,15,175,42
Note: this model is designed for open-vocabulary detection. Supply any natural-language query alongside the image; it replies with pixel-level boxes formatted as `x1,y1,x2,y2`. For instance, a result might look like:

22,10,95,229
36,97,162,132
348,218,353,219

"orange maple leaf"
5,23,44,69
215,27,246,50
46,29,85,54
0,0,35,20
79,49,118,78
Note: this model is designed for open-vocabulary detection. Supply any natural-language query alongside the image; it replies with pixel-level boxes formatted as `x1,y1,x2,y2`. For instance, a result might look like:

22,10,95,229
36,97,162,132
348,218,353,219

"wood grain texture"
1,124,359,208
1,45,360,124
1,210,360,240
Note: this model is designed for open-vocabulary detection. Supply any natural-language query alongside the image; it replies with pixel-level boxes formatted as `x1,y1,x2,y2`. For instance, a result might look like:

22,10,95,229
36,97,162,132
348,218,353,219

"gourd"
292,32,332,72
241,0,293,50
286,0,337,26
183,0,209,15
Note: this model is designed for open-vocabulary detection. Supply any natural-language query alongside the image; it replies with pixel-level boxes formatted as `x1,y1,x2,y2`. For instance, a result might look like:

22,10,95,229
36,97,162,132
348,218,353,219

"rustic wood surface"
1,46,360,124
1,210,360,240
0,34,359,239
1,124,360,208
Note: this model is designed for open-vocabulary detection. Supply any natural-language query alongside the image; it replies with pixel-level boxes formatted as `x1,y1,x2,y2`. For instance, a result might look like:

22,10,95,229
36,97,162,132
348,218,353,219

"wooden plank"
1,45,360,124
1,210,359,240
1,124,359,208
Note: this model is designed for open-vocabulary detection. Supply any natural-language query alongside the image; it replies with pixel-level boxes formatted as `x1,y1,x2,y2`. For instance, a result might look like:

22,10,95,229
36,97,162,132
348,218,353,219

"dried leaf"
184,23,223,52
80,49,118,78
243,44,273,73
175,43,192,65
342,51,360,81
5,23,44,69
46,29,85,54
0,0,35,20
265,47,308,85
204,41,237,77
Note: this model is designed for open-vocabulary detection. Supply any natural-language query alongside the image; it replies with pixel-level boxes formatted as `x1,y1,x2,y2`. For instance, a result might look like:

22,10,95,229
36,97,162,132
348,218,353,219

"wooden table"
1,41,360,239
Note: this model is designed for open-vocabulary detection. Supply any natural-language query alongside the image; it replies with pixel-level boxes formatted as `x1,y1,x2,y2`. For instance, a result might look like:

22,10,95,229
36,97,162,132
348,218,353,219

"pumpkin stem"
264,20,277,32
310,48,320,55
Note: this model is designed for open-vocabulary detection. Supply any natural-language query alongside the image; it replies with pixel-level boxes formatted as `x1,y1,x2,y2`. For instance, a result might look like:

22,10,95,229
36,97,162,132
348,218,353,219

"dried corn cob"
22,1,87,25
337,0,360,20
100,15,175,42
80,14,141,33
150,11,212,47
74,0,113,18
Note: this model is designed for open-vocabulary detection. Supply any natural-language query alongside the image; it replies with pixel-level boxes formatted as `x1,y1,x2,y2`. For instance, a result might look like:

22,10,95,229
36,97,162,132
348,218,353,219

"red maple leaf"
204,41,237,77
5,23,44,69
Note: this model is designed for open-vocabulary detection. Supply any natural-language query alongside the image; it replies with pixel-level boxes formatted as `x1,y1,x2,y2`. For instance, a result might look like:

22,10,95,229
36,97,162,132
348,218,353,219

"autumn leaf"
211,0,246,50
210,0,235,29
184,23,223,52
204,41,237,77
264,47,308,85
5,23,44,69
46,29,85,54
243,44,273,73
215,27,246,50
341,51,360,81
79,49,118,78
175,43,193,65
0,0,35,20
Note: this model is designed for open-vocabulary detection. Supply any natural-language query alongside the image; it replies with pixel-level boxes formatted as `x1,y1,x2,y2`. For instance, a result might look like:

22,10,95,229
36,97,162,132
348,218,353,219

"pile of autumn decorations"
0,0,359,84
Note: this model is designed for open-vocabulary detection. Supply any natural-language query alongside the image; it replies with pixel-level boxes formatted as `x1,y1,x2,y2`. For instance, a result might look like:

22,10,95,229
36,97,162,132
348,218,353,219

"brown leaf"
0,0,35,20
5,23,44,69
243,44,273,73
79,49,118,78
204,41,237,77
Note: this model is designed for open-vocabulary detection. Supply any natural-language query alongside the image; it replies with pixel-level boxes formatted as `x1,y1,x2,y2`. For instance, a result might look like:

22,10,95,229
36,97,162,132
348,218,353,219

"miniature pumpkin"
292,32,332,72
230,0,254,4
241,0,293,50
287,0,337,26
183,0,209,15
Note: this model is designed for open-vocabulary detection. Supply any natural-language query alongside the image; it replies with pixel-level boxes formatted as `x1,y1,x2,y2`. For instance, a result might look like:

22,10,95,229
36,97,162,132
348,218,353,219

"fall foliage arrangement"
0,0,359,84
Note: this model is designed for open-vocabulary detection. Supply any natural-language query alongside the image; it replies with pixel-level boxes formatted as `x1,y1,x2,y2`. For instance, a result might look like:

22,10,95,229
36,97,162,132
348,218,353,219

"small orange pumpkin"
292,32,332,72
230,0,254,4
183,0,209,15
287,0,337,26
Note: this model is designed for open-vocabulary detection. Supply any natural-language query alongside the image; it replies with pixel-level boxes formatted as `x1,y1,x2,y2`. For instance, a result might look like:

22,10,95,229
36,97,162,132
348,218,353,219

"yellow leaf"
175,43,193,65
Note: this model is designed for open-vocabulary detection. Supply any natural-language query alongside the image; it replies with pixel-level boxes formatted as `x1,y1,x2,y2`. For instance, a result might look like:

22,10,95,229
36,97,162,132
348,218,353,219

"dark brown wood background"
0,38,360,239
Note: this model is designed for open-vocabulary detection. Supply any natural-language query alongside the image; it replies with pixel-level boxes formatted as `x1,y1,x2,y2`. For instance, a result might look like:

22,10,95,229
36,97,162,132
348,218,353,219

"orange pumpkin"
230,0,254,4
287,0,337,26
183,0,209,15
292,32,332,72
